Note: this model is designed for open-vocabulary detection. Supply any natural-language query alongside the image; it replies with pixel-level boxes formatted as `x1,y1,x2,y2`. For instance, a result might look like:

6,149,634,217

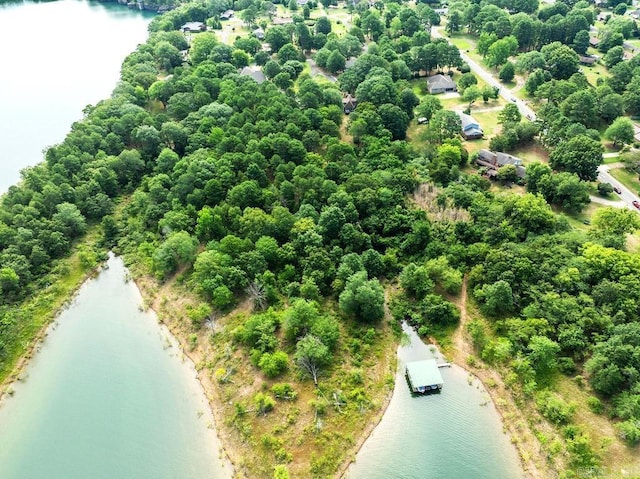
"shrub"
259,351,289,378
254,392,276,415
586,396,603,414
617,420,640,445
271,383,298,401
537,392,576,425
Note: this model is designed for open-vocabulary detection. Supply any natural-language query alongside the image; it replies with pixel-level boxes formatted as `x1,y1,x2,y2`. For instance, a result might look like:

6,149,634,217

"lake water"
0,255,232,479
345,323,524,479
0,0,153,193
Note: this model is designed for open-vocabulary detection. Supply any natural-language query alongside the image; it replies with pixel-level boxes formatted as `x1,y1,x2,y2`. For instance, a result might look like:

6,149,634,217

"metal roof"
406,359,444,388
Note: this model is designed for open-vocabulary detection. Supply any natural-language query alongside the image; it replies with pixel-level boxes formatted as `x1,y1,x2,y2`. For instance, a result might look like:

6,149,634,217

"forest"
2,0,640,476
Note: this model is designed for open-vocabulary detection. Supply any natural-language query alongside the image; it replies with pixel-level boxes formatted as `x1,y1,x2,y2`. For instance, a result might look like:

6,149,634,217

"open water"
0,0,153,192
0,255,231,478
345,323,525,479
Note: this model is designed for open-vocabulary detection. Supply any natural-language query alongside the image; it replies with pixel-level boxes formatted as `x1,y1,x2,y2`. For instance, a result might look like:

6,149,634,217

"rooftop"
406,359,444,389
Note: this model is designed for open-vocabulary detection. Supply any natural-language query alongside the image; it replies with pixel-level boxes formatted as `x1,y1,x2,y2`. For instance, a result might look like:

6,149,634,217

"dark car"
614,186,622,194
633,200,640,209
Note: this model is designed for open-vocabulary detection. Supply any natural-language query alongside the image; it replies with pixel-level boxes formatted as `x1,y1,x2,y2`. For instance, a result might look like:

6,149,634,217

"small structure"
272,17,294,25
589,37,600,48
426,74,457,94
342,94,357,114
406,359,444,394
181,21,206,33
434,7,448,15
240,66,266,84
253,27,265,40
477,149,526,178
297,0,309,5
579,55,598,65
457,112,483,140
220,9,234,20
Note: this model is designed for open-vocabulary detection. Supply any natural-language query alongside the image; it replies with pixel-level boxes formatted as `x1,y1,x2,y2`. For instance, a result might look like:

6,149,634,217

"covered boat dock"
406,359,444,393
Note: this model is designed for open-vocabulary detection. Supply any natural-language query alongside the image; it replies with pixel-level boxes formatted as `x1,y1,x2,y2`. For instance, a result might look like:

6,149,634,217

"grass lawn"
582,61,609,87
603,154,622,164
510,142,549,165
610,167,640,195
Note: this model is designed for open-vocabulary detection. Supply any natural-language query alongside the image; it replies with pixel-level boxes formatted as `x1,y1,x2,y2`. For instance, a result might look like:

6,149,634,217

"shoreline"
0,263,103,407
334,354,397,479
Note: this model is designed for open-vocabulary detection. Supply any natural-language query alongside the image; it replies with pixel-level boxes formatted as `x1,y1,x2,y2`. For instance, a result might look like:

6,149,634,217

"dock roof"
406,359,444,388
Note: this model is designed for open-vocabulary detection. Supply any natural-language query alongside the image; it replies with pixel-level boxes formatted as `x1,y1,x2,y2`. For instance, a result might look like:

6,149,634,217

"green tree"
415,95,442,121
430,110,462,143
315,16,332,35
294,334,331,385
592,207,640,236
476,280,514,317
498,103,521,125
326,50,346,73
549,135,603,181
153,231,198,278
605,117,635,147
339,271,385,322
499,62,515,82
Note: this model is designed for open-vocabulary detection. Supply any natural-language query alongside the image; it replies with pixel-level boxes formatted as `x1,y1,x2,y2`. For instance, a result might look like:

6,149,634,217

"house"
342,94,357,114
589,37,601,48
457,112,483,140
476,149,526,178
579,55,598,65
240,66,266,84
253,27,265,40
434,7,448,15
181,22,206,33
628,8,640,19
297,0,309,5
426,74,457,94
596,12,609,22
220,9,234,20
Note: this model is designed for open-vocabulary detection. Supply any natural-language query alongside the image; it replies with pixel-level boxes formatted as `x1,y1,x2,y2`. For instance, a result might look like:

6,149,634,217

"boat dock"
405,359,445,394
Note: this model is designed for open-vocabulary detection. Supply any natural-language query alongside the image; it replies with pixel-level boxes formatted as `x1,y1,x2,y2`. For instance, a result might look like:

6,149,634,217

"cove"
345,323,524,479
0,255,232,479
0,0,153,193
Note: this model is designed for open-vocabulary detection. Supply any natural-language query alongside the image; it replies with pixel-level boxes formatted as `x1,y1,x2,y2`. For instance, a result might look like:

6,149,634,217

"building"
240,66,266,84
220,9,234,20
476,149,526,178
579,55,598,65
426,74,457,94
342,94,357,114
457,112,483,140
589,37,600,48
181,22,206,32
405,359,444,394
253,27,265,40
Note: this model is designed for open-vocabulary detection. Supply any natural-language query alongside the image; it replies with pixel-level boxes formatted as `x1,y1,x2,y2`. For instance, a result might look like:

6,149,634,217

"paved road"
431,27,537,121
598,164,640,211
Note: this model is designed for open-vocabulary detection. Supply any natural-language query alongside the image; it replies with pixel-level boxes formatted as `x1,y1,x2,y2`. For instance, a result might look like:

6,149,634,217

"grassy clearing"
582,61,609,87
610,167,640,195
0,226,105,390
603,154,622,164
510,142,549,165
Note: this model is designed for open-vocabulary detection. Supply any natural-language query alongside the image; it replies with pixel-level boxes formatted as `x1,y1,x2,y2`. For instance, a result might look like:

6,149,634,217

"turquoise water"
345,323,524,479
0,0,153,192
0,255,232,479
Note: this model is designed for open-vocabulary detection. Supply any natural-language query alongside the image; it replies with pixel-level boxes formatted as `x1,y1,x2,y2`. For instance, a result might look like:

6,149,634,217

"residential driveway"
431,27,537,121
306,58,337,82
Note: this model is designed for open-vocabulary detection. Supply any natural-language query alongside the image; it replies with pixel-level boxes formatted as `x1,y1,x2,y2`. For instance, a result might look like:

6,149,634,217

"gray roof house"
342,94,357,114
253,27,265,40
181,22,206,32
240,66,266,84
220,9,234,20
476,149,526,178
457,112,483,140
427,74,457,94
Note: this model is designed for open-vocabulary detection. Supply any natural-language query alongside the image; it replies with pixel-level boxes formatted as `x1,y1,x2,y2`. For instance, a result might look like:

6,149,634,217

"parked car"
614,186,622,194
633,200,640,209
